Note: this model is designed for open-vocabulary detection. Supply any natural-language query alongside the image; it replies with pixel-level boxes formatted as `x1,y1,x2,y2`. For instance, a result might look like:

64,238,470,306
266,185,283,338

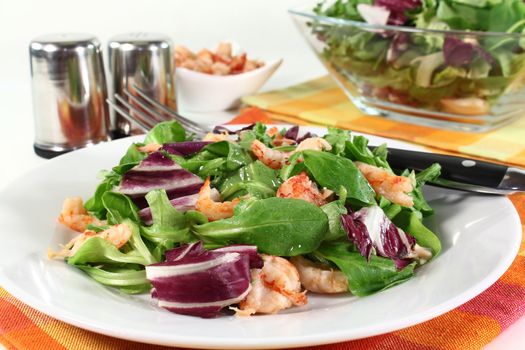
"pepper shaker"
30,33,110,158
108,32,176,137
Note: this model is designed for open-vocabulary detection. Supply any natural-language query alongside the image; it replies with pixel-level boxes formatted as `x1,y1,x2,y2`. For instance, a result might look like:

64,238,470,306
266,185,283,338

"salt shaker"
108,32,176,137
30,33,110,158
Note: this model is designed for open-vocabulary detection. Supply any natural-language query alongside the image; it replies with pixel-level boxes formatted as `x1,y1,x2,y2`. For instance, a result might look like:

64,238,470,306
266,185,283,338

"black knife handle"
385,148,508,188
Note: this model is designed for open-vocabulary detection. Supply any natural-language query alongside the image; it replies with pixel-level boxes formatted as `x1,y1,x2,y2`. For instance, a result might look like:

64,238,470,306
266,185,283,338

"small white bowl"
175,58,282,112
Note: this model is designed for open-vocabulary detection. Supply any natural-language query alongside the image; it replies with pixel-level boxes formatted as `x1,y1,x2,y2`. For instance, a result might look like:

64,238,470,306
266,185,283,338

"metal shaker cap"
108,32,176,137
30,33,110,158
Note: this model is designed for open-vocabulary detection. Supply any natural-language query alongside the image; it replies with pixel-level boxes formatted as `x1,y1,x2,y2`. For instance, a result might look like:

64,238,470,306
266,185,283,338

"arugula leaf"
279,152,306,181
320,201,348,241
75,265,151,294
393,209,442,256
204,141,253,172
85,172,121,219
238,122,273,150
323,127,349,156
344,135,391,169
302,150,376,206
144,121,187,144
67,237,147,265
140,190,196,258
102,192,140,225
118,143,147,166
194,198,328,256
411,163,441,216
220,161,280,200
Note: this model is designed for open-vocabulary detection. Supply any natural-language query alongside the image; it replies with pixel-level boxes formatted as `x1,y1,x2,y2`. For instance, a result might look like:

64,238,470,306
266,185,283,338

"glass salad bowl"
289,3,525,132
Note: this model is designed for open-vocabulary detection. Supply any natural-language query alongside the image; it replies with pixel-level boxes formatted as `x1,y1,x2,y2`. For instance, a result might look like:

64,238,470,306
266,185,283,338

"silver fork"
106,84,212,139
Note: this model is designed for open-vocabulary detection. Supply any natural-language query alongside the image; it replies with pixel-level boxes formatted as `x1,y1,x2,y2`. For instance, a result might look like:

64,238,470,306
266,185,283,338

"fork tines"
107,84,210,138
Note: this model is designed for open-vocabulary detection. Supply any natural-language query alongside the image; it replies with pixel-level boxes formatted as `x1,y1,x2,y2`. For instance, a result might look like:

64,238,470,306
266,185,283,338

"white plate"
0,128,521,349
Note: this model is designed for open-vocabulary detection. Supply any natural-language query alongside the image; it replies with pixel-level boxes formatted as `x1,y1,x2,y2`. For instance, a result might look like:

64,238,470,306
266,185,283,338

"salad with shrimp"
50,121,441,318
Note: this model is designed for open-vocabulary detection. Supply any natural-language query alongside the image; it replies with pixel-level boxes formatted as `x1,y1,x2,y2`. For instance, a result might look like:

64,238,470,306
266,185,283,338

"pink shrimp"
195,177,240,221
49,223,132,259
250,139,288,169
250,137,332,170
236,255,307,316
58,197,104,232
290,256,348,294
202,132,236,142
355,161,414,207
276,172,329,206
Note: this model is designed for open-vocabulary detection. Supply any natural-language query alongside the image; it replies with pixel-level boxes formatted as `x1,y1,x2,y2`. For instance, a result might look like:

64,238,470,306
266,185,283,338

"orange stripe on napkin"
226,107,275,125
0,293,64,350
395,310,501,350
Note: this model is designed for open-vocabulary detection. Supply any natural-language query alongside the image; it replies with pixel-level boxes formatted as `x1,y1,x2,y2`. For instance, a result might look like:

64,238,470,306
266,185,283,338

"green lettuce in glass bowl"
289,0,525,132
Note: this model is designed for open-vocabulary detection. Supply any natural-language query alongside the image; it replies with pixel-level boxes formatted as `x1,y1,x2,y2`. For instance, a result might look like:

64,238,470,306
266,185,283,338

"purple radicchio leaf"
387,32,409,62
161,141,212,157
212,123,256,135
146,242,260,318
165,241,208,262
116,151,203,208
284,126,299,140
213,244,263,269
374,0,421,26
443,36,495,67
341,206,425,268
282,126,316,144
341,212,374,259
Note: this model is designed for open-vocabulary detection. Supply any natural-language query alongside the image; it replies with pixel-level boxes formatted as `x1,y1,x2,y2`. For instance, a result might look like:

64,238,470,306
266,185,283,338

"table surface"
0,0,523,348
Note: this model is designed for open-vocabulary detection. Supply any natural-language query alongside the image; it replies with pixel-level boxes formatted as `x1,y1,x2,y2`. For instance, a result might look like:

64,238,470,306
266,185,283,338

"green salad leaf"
194,197,328,256
144,120,187,144
76,265,151,294
314,241,416,296
140,190,196,260
102,192,140,225
219,160,280,200
393,210,442,256
302,150,376,205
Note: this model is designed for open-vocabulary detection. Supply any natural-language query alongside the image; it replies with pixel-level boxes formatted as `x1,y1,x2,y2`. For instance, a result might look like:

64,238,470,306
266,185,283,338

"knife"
382,148,525,195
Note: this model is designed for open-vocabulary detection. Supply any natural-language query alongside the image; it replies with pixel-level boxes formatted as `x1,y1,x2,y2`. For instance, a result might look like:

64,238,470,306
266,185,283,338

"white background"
0,0,523,348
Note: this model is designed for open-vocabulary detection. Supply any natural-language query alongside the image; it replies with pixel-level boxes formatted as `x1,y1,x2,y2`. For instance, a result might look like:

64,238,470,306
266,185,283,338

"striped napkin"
242,76,525,167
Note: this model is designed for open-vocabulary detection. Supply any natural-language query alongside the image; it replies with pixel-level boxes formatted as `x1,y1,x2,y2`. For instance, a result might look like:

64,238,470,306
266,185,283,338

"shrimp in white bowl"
236,255,307,315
